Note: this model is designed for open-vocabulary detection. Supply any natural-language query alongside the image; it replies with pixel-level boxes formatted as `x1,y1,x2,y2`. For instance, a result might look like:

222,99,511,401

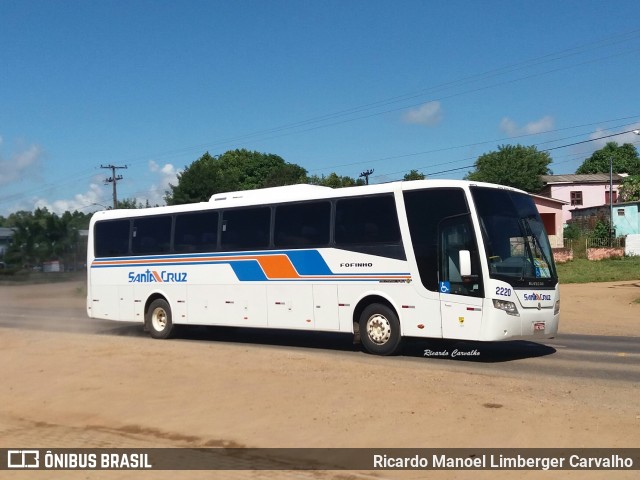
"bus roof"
90,179,525,222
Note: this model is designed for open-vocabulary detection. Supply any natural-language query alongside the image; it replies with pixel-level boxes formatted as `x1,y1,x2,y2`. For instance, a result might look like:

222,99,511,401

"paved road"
1,305,639,384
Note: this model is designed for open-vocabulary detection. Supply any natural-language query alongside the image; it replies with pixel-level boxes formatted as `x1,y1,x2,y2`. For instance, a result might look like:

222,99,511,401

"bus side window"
174,211,219,253
335,195,400,245
221,207,271,250
274,201,330,248
131,216,172,255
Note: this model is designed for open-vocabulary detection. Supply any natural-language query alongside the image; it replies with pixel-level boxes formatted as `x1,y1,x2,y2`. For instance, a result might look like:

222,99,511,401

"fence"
585,237,625,260
585,237,625,249
553,237,630,262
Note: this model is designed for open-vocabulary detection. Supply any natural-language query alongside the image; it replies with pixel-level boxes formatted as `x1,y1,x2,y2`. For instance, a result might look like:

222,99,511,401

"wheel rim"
366,313,391,345
152,307,168,331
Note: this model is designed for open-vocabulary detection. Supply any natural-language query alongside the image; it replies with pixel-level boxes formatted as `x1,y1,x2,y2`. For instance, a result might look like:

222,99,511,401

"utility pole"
101,164,127,209
359,169,374,185
609,156,614,245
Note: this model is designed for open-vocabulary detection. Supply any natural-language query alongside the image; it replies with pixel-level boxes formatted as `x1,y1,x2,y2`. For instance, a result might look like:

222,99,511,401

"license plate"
534,322,545,332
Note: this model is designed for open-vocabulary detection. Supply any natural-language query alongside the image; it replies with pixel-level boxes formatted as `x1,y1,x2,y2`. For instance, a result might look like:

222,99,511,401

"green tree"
590,219,611,241
619,175,640,202
165,152,222,205
465,144,552,192
116,198,157,209
403,169,425,181
166,149,308,205
576,142,640,175
4,208,90,268
307,172,364,188
261,163,308,188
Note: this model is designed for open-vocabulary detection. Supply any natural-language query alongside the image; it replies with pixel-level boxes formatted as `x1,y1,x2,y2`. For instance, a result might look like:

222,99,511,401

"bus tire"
359,303,402,355
146,298,175,339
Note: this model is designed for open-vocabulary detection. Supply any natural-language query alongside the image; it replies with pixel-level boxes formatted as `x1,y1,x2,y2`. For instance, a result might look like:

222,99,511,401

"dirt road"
0,280,639,479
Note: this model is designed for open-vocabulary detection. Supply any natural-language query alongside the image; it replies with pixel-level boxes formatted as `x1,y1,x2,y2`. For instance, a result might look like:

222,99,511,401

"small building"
539,173,625,224
571,201,640,237
530,194,568,248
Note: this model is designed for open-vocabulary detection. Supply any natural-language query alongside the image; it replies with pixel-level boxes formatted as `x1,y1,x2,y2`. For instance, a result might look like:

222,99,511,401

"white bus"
87,180,559,355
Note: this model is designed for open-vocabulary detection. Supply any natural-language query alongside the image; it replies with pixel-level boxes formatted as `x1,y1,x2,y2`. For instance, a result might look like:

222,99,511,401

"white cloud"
33,183,108,214
0,142,43,186
499,115,554,136
22,161,181,214
587,123,640,151
402,101,443,126
136,160,180,206
499,118,518,136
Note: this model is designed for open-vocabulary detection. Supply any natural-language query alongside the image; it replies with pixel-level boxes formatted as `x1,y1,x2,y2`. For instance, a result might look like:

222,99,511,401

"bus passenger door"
438,215,484,340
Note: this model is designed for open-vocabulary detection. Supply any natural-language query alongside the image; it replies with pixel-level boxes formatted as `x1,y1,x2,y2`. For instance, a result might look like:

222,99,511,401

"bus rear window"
94,220,130,257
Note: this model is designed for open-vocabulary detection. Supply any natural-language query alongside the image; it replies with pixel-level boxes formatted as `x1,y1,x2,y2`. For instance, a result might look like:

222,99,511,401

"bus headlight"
554,300,560,315
493,299,519,316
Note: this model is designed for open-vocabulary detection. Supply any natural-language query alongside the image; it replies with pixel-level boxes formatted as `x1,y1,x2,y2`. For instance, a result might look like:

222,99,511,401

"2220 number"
495,286,512,297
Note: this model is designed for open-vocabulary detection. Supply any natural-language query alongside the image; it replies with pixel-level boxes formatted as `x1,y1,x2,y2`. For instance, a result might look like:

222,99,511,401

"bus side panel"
312,284,340,331
89,267,133,321
187,284,211,325
267,284,315,329
209,284,268,327
185,263,268,327
90,284,119,320
399,293,443,339
118,285,135,321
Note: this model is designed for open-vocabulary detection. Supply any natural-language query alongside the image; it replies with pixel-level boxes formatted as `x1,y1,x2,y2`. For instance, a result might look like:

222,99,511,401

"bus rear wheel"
146,298,175,339
359,303,402,355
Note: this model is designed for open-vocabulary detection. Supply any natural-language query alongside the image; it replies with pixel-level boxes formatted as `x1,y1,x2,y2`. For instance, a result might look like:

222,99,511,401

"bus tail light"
492,299,519,317
554,300,560,315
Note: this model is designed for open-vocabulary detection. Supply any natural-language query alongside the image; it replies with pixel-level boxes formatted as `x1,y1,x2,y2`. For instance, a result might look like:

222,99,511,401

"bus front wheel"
146,299,175,339
359,303,402,355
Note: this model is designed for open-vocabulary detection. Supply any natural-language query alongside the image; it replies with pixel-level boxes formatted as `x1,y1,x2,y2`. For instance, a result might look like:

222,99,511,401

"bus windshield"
470,187,557,287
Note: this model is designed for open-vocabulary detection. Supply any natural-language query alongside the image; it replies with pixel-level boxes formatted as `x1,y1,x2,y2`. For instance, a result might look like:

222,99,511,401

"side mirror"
459,250,471,277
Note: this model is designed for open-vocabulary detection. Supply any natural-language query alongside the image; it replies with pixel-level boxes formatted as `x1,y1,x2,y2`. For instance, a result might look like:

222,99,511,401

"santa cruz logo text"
128,269,187,283
523,292,551,301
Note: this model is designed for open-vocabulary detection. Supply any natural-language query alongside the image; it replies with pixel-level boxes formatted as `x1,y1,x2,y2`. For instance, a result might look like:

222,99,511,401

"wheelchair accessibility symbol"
439,281,450,294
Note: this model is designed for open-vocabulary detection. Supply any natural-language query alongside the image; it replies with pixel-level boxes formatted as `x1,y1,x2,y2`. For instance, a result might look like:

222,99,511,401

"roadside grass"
557,256,640,284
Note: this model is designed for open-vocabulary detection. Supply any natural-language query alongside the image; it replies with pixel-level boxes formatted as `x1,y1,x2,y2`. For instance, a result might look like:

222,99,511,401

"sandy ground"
0,279,639,479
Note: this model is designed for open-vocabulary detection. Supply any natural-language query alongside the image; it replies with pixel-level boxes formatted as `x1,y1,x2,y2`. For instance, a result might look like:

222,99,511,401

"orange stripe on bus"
257,255,300,279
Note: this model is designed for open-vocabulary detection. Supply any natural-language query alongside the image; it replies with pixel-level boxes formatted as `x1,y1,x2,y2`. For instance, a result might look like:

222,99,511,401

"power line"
53,29,640,172
404,129,640,180
308,116,640,174
4,24,640,211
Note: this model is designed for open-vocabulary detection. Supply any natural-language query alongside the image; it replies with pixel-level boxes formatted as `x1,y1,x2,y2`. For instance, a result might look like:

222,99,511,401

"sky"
1,0,640,216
